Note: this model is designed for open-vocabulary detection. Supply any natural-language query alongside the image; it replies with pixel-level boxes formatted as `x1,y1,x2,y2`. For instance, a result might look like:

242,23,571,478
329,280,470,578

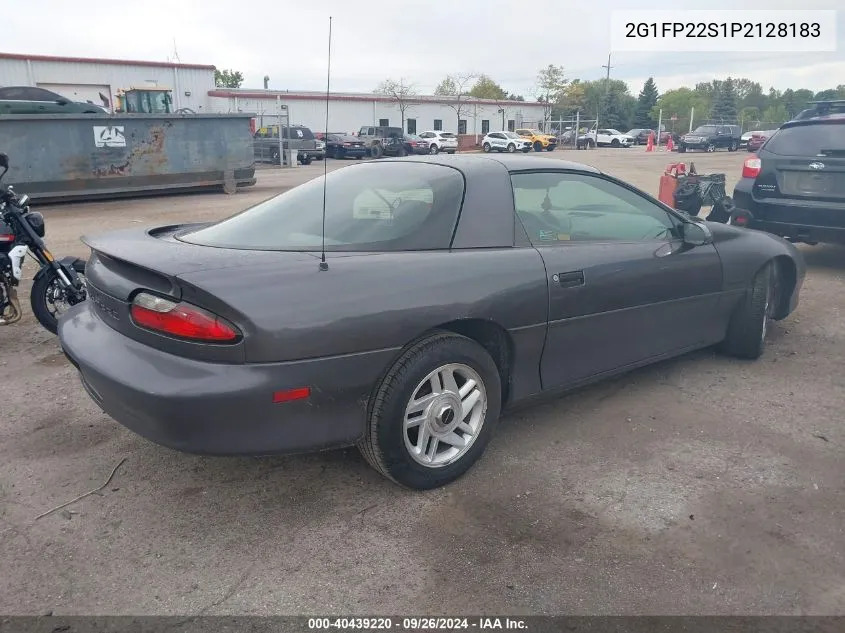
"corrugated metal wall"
0,57,215,113
210,96,545,135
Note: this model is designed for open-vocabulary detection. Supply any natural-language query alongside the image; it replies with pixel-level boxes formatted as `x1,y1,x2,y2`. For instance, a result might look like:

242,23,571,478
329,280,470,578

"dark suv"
732,114,845,245
678,124,741,153
793,100,845,121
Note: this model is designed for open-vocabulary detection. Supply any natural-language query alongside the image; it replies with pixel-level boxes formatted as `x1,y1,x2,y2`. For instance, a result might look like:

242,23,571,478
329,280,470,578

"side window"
481,119,490,134
433,119,443,131
507,120,515,132
511,172,679,244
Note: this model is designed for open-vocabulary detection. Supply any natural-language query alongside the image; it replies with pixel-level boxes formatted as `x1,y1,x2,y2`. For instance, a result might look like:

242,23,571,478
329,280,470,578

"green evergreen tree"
634,78,659,127
710,77,738,122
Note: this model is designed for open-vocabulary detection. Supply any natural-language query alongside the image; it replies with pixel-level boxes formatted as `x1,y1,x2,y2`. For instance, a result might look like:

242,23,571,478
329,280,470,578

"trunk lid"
80,225,320,363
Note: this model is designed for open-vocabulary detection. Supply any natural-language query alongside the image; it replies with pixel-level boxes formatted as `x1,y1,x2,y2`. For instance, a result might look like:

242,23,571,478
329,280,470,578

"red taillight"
0,234,15,242
130,292,240,342
343,142,351,147
742,157,762,179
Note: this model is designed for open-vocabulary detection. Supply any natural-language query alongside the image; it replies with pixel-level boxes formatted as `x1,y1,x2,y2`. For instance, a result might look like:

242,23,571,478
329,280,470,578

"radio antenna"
319,16,332,272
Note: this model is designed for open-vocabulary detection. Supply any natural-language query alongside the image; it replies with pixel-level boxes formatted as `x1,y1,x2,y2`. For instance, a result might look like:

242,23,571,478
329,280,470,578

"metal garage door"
37,83,112,110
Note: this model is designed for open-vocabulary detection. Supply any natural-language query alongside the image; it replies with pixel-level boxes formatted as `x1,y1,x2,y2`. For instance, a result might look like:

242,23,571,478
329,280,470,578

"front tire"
706,143,716,152
611,138,620,147
30,259,87,336
719,263,776,360
728,141,738,152
482,143,492,153
358,332,502,490
533,141,543,152
507,143,516,153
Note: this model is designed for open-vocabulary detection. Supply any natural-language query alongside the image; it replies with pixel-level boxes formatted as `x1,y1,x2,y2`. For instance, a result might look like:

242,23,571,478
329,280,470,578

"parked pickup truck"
253,124,320,165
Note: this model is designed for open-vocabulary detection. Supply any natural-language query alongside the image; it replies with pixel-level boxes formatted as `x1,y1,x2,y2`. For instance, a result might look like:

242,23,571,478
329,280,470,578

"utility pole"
596,52,613,133
602,53,613,94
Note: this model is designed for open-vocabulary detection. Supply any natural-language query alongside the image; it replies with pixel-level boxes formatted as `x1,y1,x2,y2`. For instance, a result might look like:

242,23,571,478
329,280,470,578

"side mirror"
56,99,69,106
0,153,8,170
682,220,712,246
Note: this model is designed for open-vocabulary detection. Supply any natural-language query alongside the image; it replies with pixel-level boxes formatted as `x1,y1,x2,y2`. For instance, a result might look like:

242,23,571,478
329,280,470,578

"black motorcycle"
0,152,87,334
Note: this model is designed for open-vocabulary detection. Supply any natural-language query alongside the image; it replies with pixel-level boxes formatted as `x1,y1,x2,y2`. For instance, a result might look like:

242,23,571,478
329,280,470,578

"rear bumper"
58,303,399,456
335,147,369,157
734,180,845,244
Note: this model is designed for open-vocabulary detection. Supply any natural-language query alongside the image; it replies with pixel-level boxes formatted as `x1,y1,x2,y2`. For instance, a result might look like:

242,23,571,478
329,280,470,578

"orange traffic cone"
666,135,674,152
646,132,655,152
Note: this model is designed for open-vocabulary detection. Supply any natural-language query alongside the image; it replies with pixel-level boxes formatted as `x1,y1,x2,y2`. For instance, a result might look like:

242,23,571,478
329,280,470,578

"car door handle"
554,270,585,288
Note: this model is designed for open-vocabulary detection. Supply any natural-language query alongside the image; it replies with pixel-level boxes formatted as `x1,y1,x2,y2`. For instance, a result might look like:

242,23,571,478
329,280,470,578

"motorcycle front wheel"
30,259,87,335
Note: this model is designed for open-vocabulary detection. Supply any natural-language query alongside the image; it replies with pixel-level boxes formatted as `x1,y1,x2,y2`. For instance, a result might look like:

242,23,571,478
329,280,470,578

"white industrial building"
208,89,546,136
0,52,546,134
0,52,216,113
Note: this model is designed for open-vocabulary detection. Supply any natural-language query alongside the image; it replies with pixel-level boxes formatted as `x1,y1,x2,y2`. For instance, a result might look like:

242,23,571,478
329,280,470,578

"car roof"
380,153,600,174
780,115,845,130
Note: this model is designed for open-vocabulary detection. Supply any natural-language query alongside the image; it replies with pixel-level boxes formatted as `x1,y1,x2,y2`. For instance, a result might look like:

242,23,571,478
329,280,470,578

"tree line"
375,66,845,134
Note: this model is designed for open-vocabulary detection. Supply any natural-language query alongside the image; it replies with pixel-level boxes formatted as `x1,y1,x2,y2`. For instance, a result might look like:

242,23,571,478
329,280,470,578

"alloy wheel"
403,363,488,468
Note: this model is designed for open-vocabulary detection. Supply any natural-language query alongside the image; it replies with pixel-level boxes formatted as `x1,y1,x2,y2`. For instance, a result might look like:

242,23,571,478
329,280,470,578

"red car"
747,130,777,152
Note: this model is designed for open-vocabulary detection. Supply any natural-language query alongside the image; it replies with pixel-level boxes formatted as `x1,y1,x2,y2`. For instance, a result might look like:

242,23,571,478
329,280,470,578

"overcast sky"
4,0,842,97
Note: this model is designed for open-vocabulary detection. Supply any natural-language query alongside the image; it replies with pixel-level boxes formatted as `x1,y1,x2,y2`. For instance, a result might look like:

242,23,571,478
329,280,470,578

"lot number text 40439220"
307,617,528,630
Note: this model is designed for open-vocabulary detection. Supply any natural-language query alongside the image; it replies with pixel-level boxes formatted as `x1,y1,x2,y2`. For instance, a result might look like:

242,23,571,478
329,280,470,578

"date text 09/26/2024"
308,617,528,630
610,10,837,52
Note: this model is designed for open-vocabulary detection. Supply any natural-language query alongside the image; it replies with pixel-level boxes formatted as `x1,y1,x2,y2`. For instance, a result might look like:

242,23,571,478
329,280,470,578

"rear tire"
371,144,384,159
358,332,501,490
706,143,716,152
719,263,776,360
728,141,738,152
334,149,344,160
429,144,439,155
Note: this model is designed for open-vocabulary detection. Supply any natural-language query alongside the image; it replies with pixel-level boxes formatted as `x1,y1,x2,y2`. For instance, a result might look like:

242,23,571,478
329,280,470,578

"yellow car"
515,128,558,152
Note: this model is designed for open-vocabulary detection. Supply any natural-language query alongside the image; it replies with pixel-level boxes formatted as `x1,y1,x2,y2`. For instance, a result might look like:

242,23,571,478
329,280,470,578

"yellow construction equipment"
114,88,174,114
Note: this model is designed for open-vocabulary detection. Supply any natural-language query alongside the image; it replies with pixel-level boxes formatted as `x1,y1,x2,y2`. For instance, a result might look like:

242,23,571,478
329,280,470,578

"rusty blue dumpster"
0,113,256,202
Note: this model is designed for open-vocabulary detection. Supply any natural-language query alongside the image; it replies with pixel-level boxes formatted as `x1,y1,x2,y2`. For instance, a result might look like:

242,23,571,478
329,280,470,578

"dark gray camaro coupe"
59,155,805,489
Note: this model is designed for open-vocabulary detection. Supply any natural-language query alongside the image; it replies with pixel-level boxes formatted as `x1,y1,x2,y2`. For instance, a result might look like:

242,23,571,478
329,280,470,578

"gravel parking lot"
2,148,843,615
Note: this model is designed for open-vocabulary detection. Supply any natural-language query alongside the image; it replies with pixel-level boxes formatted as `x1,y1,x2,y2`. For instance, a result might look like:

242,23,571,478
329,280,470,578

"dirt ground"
1,148,843,616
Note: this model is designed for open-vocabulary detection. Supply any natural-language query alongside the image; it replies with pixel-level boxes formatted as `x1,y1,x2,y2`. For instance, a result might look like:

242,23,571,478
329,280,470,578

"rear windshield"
765,123,845,156
285,127,314,140
179,162,465,252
